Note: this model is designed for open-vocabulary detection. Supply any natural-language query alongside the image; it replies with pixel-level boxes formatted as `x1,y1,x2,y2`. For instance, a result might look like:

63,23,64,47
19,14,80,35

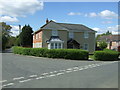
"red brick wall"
33,30,42,43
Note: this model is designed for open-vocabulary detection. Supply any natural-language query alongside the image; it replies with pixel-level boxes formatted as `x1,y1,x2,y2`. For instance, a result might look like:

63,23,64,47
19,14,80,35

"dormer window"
52,30,58,36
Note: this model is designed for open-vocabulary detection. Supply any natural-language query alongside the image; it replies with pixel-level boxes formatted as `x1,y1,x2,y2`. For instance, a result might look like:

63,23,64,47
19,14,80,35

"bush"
99,41,107,50
12,46,89,60
94,50,119,61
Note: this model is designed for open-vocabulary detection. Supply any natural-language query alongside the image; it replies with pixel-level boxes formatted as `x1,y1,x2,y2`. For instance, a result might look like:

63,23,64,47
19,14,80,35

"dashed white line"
19,79,32,83
46,74,56,77
50,72,53,74
67,68,73,71
53,71,58,73
66,70,72,73
0,80,7,83
56,72,64,76
29,75,37,78
36,77,45,80
41,73,48,75
13,77,24,80
2,83,14,87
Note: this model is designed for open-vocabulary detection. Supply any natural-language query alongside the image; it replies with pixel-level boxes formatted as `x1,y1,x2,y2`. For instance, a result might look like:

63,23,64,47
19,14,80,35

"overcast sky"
0,0,119,36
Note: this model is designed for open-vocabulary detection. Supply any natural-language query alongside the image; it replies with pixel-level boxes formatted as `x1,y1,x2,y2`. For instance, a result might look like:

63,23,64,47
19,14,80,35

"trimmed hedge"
12,46,89,60
94,49,119,61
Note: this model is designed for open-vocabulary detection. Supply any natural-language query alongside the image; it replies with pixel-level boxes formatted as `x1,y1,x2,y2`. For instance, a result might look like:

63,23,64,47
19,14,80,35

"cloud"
0,16,19,22
102,21,112,24
85,12,97,17
0,0,43,22
68,12,81,16
10,25,23,36
98,10,118,19
92,27,101,32
85,10,118,19
92,25,120,35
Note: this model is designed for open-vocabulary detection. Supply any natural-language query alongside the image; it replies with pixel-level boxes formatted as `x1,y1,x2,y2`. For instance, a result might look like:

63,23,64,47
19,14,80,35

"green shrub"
12,46,89,60
94,50,119,61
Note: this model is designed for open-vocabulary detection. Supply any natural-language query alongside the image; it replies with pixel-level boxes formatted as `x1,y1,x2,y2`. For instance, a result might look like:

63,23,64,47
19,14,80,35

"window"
52,30,58,36
69,32,74,38
55,43,57,49
84,32,89,38
58,43,62,48
51,43,54,49
49,43,63,49
84,43,89,50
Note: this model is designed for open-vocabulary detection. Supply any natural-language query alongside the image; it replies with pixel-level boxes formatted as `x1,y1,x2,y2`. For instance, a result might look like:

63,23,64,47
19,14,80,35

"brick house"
98,35,120,51
33,19,96,53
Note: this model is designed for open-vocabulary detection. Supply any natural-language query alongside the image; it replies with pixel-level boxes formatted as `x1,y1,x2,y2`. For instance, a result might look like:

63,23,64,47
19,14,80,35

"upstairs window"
69,32,74,38
84,32,89,38
52,30,58,36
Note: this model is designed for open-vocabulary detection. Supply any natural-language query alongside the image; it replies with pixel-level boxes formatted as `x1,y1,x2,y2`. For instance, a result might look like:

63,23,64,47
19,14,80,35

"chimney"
46,18,49,24
19,25,22,34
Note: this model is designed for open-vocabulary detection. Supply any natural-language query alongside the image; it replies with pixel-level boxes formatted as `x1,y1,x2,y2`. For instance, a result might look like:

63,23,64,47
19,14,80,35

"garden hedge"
94,49,119,61
12,46,89,60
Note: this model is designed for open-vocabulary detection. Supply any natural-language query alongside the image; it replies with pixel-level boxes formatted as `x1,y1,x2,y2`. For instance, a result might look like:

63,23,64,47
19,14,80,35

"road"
1,52,119,88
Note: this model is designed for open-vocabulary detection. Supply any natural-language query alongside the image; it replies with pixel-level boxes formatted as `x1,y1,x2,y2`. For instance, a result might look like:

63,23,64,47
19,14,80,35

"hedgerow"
94,49,119,61
12,46,89,60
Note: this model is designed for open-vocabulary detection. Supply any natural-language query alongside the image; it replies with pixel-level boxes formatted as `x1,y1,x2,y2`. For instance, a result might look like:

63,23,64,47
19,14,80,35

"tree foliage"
0,22,12,50
19,25,33,47
99,41,107,50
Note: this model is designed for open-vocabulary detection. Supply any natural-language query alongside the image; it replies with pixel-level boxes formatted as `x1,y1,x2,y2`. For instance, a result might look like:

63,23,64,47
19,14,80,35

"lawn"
89,55,94,60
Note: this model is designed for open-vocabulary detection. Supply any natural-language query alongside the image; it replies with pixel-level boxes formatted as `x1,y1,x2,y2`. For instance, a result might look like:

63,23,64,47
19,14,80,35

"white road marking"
41,73,48,75
19,79,32,83
50,72,53,74
36,77,45,80
73,67,79,69
1,62,116,87
2,83,14,87
56,72,64,76
0,80,7,83
53,71,57,73
29,75,37,78
13,77,24,80
46,74,56,77
78,68,84,70
73,69,79,71
66,70,72,73
67,68,73,70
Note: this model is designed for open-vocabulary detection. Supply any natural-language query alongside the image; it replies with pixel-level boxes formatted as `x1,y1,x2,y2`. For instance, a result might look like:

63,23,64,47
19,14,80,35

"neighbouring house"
33,19,96,53
98,35,120,51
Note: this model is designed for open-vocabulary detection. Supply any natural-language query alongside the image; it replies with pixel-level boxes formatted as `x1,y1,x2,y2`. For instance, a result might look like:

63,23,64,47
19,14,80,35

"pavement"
1,51,119,88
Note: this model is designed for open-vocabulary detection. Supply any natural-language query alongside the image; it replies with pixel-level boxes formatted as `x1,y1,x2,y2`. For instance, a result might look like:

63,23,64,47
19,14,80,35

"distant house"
33,19,96,53
98,35,120,51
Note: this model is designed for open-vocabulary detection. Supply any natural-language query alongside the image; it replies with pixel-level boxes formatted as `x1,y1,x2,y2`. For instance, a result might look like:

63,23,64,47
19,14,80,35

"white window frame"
48,42,63,49
84,32,89,38
52,30,58,36
69,32,74,38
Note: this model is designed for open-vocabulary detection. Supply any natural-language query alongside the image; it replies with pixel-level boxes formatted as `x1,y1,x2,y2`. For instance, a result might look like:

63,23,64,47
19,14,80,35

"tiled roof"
57,23,95,32
98,35,120,42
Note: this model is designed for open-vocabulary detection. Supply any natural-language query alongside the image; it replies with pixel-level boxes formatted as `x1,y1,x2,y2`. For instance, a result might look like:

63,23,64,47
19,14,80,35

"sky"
0,0,119,36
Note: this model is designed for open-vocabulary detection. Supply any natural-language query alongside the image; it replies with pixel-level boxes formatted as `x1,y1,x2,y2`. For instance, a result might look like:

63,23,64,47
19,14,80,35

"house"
33,19,96,53
98,35,120,51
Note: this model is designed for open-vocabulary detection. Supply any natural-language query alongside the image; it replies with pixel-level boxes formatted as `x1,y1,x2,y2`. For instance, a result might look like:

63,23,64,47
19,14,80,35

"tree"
0,22,12,50
99,41,107,50
19,25,33,47
105,30,112,35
